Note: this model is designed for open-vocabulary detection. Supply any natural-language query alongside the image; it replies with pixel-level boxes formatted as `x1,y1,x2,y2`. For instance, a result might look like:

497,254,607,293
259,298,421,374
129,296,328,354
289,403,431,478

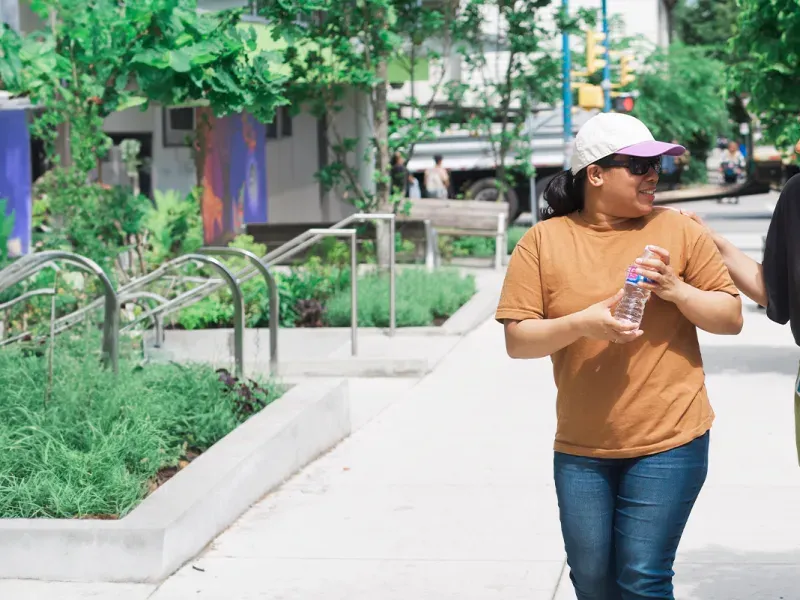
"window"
162,107,195,147
266,106,293,141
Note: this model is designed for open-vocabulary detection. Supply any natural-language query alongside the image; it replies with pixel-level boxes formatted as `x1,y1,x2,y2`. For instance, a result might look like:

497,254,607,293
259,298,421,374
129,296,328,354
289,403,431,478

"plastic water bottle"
613,247,657,327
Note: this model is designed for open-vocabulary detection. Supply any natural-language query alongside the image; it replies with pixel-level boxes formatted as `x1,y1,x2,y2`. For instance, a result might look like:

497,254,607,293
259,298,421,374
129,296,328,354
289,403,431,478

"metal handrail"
305,229,358,355
0,212,397,356
118,291,170,349
140,213,396,333
196,247,280,373
0,288,55,312
119,254,246,378
0,251,120,372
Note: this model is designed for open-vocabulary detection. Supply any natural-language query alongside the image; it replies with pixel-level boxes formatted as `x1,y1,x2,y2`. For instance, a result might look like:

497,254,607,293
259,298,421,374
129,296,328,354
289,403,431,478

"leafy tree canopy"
673,0,738,62
729,0,800,151
632,42,730,162
0,0,287,172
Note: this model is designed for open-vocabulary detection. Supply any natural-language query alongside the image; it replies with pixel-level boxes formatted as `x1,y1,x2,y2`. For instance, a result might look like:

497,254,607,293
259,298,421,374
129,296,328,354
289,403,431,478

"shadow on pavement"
677,547,800,600
702,346,799,376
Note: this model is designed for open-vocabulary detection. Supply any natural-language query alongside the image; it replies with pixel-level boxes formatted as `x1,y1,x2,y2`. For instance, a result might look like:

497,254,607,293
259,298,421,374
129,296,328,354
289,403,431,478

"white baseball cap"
570,113,685,175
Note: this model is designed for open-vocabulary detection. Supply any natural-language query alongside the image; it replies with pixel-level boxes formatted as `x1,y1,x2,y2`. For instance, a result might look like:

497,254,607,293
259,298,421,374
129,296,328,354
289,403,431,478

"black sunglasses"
595,156,662,175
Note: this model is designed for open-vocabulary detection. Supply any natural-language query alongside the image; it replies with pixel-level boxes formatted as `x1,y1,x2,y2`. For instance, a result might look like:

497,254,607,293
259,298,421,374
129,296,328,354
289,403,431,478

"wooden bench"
387,198,509,270
246,198,509,269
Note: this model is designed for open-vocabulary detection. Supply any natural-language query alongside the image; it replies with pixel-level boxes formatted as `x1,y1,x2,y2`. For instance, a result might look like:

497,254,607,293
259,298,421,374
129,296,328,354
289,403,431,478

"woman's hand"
635,245,689,304
577,289,644,344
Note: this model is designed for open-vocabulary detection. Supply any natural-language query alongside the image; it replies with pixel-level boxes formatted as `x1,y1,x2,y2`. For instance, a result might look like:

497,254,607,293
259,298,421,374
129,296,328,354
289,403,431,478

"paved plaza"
4,192,798,600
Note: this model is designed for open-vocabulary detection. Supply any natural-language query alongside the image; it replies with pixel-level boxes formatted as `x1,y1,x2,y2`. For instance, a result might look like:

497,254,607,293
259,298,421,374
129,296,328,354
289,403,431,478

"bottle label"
625,265,653,286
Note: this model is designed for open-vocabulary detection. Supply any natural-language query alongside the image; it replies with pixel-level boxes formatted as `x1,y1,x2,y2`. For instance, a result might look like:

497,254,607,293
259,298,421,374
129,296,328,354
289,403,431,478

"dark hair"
433,154,443,164
540,169,586,221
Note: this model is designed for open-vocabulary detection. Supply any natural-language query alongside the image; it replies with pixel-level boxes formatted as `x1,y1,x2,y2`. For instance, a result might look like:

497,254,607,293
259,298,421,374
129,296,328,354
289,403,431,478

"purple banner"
199,109,267,244
0,110,32,255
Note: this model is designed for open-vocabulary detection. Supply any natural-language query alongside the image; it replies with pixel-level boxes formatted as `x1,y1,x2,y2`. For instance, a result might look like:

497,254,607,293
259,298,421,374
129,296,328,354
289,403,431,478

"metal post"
198,247,280,375
388,216,396,336
424,219,436,271
602,0,611,113
180,254,245,379
154,315,163,349
350,232,358,356
526,112,538,225
306,229,359,356
494,212,507,270
117,291,169,350
562,0,573,170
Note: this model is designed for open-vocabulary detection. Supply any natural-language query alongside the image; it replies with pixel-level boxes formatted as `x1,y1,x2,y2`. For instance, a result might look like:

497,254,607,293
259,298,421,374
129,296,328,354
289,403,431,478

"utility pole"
601,0,611,112
562,0,572,170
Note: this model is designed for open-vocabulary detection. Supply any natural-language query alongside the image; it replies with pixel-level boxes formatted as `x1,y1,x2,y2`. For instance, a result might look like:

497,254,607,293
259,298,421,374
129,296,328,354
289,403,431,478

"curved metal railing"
0,213,397,373
0,251,120,372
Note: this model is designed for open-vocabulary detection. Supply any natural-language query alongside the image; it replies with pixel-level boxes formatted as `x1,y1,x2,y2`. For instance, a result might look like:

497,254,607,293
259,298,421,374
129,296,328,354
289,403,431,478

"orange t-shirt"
495,208,739,459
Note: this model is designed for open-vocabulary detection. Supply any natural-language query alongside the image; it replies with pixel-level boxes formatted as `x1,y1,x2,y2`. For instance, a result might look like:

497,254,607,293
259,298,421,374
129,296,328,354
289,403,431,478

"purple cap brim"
617,141,686,157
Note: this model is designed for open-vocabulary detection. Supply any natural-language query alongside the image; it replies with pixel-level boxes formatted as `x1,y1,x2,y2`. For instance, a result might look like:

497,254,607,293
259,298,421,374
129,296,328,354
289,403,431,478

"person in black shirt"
390,152,409,197
686,173,800,462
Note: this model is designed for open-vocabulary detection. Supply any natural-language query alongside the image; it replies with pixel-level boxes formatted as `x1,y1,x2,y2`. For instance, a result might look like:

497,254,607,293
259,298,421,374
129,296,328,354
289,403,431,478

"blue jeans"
554,432,709,600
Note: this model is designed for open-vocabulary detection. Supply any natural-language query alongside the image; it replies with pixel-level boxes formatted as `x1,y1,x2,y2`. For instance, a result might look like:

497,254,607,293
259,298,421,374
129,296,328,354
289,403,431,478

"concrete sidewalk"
4,276,800,598
151,299,798,599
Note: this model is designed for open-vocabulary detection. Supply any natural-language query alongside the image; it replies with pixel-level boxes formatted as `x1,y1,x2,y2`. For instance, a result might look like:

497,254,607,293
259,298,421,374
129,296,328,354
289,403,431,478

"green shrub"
146,188,204,265
506,226,527,253
0,335,282,519
441,226,529,260
325,268,476,327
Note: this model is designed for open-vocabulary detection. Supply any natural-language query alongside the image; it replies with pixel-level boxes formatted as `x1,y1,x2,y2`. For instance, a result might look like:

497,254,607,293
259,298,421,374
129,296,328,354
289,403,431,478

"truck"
404,105,596,223
406,105,799,218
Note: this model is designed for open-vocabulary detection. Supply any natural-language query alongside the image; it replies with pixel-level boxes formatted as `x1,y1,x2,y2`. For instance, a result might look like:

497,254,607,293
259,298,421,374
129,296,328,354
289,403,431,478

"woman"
496,113,743,600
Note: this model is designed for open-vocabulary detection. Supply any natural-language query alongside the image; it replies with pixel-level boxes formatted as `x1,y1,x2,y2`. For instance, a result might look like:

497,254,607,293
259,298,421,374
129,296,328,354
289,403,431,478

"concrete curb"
0,379,350,583
275,358,431,378
441,278,502,336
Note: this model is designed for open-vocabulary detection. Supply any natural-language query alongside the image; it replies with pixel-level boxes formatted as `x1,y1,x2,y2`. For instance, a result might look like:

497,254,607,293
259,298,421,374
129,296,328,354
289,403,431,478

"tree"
388,0,459,166
258,0,398,215
729,0,800,152
444,0,561,204
0,0,287,176
673,0,737,62
631,43,730,180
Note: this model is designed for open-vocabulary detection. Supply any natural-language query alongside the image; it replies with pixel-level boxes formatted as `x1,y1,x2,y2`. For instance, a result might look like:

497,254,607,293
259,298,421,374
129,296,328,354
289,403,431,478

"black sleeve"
763,185,789,325
763,175,800,347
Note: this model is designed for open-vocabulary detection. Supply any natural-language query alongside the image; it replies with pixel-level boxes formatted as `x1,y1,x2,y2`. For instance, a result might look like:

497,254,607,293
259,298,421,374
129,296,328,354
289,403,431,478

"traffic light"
578,84,604,110
585,30,607,76
614,94,635,113
619,55,635,86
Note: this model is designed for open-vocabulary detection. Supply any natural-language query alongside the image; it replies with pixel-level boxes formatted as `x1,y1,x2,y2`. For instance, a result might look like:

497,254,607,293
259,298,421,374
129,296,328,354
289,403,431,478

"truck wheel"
534,173,557,218
465,178,519,221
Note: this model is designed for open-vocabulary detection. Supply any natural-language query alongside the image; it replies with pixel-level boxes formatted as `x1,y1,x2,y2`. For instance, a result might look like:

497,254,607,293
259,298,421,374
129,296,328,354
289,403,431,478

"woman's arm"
503,289,643,359
504,314,586,359
636,245,743,335
710,233,768,307
672,285,743,335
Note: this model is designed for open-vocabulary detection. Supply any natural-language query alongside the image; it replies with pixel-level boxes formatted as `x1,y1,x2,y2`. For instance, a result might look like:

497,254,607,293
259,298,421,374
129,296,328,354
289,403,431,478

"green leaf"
132,49,170,70
168,48,193,73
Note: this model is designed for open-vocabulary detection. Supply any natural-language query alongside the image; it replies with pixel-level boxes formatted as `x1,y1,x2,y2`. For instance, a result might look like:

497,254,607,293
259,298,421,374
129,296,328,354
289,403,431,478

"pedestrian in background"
390,152,409,197
424,154,450,198
719,140,746,204
496,113,743,600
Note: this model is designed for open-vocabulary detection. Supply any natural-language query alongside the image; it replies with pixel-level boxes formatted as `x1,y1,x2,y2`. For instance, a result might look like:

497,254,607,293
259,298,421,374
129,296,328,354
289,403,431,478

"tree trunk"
496,160,507,204
374,58,392,267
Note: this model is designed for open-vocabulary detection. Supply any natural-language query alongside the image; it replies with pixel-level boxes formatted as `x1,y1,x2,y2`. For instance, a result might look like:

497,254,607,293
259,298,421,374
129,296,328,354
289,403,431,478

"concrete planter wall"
0,379,350,582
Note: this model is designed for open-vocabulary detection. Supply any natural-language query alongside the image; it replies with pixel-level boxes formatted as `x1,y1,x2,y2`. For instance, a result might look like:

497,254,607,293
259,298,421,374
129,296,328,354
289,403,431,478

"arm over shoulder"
682,220,740,297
